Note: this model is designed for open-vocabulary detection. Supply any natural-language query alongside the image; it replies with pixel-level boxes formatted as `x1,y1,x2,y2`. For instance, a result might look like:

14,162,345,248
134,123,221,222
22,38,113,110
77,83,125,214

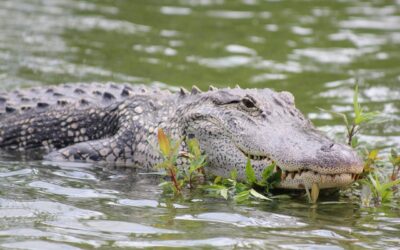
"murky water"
0,0,399,249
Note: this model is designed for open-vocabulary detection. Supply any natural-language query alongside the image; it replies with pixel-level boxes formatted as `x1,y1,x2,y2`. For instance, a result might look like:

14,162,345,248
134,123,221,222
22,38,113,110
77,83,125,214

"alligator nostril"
321,143,334,152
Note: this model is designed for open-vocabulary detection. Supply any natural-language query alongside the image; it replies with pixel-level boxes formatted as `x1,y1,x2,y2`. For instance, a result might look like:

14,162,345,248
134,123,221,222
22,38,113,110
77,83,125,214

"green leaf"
249,189,271,201
155,162,168,170
188,138,201,157
204,184,225,191
230,169,238,180
245,158,257,184
190,155,206,168
213,176,222,184
157,128,170,156
159,181,171,187
352,84,379,125
234,190,250,202
235,182,249,193
353,84,361,122
368,149,380,161
380,179,400,192
319,108,349,127
261,163,275,182
351,136,359,148
220,188,228,200
355,111,379,125
391,148,398,159
389,148,400,166
159,181,174,193
171,138,183,157
266,171,281,187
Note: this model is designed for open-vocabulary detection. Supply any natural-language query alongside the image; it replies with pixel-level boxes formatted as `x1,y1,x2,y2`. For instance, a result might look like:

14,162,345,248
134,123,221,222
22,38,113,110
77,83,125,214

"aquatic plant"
156,128,206,195
203,159,280,202
156,128,280,201
329,83,399,207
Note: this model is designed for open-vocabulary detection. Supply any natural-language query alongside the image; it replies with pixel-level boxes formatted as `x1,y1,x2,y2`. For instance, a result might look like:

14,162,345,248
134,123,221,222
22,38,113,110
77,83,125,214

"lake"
0,0,399,249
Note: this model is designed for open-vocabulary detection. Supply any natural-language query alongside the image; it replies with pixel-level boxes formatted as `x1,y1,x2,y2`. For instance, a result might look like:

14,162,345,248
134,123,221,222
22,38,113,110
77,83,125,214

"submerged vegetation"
157,85,399,206
203,159,280,202
331,84,399,207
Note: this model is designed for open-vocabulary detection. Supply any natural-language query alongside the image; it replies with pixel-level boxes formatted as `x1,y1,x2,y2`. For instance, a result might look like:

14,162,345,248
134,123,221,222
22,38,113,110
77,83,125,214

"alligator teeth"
278,169,358,184
248,154,269,161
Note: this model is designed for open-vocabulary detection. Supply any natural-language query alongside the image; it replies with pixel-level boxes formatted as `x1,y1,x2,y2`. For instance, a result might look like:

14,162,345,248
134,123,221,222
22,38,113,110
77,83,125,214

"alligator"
0,83,363,189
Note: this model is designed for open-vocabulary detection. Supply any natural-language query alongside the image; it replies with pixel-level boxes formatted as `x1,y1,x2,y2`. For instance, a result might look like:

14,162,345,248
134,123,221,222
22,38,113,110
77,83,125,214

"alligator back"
0,83,163,119
0,83,175,152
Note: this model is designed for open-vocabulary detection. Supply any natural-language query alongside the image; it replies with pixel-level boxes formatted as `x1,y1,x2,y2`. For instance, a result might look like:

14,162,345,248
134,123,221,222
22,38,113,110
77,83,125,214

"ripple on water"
0,199,103,220
160,6,192,15
225,44,257,55
0,228,103,248
1,241,82,250
291,47,379,64
63,16,151,34
271,229,351,241
51,169,97,181
175,212,307,228
0,168,33,178
114,237,267,248
279,244,344,250
329,30,387,47
116,198,188,209
253,59,303,73
251,73,288,83
187,55,253,68
44,219,179,237
340,16,400,30
207,10,255,19
133,44,177,56
291,26,313,36
18,56,144,83
28,181,117,198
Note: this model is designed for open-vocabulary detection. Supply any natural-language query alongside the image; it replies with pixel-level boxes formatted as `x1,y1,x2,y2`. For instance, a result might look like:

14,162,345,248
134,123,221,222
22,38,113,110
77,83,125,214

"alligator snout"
275,137,364,189
263,126,364,189
320,143,334,152
314,142,363,174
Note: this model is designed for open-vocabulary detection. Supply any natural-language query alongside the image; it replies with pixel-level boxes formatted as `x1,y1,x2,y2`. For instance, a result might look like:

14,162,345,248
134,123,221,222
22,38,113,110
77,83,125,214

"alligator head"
176,87,363,189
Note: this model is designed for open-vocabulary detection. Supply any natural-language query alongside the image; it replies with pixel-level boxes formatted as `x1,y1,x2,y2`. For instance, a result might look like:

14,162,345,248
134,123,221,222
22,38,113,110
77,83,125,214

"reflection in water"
0,0,399,249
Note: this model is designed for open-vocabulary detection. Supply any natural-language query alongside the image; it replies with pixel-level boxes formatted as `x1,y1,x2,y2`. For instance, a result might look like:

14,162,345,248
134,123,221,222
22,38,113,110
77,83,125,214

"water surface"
0,0,399,249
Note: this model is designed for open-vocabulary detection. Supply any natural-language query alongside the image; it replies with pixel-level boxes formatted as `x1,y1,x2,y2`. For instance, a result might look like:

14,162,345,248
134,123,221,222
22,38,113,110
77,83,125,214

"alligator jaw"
238,148,362,189
237,147,271,161
275,166,361,189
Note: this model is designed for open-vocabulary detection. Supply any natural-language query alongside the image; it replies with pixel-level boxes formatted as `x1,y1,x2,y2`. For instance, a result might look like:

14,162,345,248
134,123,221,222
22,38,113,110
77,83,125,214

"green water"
0,0,399,249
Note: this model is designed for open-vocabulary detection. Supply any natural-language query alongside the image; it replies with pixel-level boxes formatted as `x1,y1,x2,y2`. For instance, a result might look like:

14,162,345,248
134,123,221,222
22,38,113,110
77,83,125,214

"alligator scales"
0,83,363,189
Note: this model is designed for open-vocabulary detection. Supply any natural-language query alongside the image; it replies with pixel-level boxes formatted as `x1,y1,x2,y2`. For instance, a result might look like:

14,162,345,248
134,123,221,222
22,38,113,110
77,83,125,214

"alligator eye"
242,97,256,109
